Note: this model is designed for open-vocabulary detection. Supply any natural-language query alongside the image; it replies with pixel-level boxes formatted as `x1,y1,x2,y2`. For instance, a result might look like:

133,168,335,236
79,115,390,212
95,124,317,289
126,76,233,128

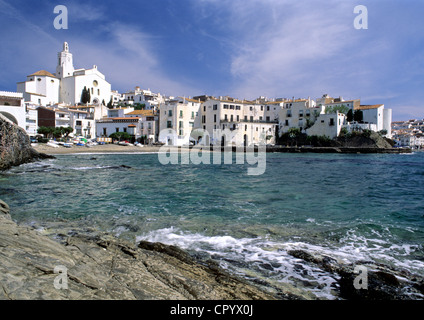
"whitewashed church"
17,42,112,107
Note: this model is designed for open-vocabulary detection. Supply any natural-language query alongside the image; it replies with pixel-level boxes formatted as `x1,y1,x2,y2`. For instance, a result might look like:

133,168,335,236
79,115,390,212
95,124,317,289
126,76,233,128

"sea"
1,151,424,299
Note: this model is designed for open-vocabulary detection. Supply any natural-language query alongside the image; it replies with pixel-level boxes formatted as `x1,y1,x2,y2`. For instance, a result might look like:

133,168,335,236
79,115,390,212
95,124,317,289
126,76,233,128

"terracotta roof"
128,124,137,127
355,104,384,110
126,110,155,116
111,117,140,121
29,70,57,78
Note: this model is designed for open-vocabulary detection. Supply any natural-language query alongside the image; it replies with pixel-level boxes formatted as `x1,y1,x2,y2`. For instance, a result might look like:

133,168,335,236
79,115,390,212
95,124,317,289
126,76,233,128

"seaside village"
2,42,420,149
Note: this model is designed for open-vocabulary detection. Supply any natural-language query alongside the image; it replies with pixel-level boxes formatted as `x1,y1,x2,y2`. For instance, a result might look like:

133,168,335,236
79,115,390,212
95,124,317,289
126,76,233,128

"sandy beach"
32,143,165,155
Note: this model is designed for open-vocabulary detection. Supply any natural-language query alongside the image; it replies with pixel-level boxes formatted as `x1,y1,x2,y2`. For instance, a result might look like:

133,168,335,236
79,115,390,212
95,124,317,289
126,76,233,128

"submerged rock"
287,249,424,300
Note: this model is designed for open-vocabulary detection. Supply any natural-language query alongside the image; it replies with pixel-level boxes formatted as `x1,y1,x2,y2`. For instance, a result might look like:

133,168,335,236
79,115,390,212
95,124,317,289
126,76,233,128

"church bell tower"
56,42,74,78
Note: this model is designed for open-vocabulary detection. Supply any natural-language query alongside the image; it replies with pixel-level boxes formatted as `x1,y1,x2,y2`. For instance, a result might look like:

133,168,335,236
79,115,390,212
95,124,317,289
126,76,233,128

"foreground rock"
0,115,54,171
0,202,276,300
288,249,424,300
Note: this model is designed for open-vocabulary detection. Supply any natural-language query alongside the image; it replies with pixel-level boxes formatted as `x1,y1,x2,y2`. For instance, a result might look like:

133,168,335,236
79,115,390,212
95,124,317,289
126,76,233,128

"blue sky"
0,0,423,120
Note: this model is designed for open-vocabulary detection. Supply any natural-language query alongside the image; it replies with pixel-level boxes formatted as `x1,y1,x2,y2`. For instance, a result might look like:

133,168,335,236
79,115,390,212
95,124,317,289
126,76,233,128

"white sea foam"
136,227,340,299
136,225,424,299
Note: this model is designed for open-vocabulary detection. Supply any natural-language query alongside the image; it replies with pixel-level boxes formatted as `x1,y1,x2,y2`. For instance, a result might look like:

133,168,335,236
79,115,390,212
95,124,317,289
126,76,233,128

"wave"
136,226,424,299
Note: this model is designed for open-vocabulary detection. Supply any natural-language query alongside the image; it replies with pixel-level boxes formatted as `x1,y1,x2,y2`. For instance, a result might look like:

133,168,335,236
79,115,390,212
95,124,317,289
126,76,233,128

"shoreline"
0,204,280,300
32,143,412,156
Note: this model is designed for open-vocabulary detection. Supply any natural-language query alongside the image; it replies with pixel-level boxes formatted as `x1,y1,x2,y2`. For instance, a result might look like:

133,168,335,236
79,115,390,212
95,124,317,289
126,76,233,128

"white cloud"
67,22,201,97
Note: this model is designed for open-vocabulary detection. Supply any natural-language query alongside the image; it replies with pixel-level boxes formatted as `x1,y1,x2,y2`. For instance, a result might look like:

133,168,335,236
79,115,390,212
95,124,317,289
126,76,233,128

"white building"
126,109,159,143
306,112,347,139
122,86,165,110
17,71,60,106
159,97,202,146
25,104,38,136
353,104,392,138
278,98,323,135
95,117,142,141
0,91,26,130
17,42,112,107
199,97,278,146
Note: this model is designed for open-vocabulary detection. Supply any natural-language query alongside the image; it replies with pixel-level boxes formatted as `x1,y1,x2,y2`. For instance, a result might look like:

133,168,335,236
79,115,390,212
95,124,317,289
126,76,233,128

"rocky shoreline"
0,115,54,171
1,201,424,300
0,203,278,300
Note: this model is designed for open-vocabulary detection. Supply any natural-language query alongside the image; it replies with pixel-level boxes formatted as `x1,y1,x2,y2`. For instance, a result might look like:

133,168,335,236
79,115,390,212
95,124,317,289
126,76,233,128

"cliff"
0,114,54,171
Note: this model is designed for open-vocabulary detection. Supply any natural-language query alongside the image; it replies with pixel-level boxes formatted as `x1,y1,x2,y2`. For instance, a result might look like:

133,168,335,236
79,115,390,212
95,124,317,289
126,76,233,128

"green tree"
81,86,91,104
354,110,363,123
107,98,113,109
110,132,131,141
325,104,350,115
346,109,354,122
37,126,54,138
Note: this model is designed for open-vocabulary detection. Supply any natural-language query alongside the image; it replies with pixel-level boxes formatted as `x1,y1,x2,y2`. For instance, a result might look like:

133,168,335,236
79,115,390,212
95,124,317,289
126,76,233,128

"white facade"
307,112,347,139
349,104,392,138
25,104,38,136
0,91,26,130
17,71,60,106
159,98,202,146
17,42,112,108
69,110,95,138
123,86,165,110
125,109,159,142
199,97,278,146
278,99,322,135
96,117,141,140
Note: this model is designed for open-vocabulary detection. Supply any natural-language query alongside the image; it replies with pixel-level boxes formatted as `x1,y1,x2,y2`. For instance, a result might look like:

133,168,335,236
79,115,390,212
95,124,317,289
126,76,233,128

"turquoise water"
1,151,424,299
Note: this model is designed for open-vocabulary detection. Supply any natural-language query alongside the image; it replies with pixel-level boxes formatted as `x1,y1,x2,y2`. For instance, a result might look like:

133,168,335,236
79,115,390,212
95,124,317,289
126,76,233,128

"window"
223,104,229,109
224,114,228,121
213,104,218,110
261,106,263,111
236,115,239,122
168,110,173,117
285,120,289,126
103,128,107,136
116,128,119,133
230,105,234,110
267,106,270,111
214,114,217,123
250,106,253,111
179,110,183,118
266,116,270,122
259,116,263,121
191,111,195,119
204,106,206,112
123,128,127,133
245,125,247,131
329,118,335,126
167,121,172,128
244,116,248,121
250,116,253,122
179,121,184,129
230,115,233,122
98,89,100,96
76,120,82,126
236,105,241,110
